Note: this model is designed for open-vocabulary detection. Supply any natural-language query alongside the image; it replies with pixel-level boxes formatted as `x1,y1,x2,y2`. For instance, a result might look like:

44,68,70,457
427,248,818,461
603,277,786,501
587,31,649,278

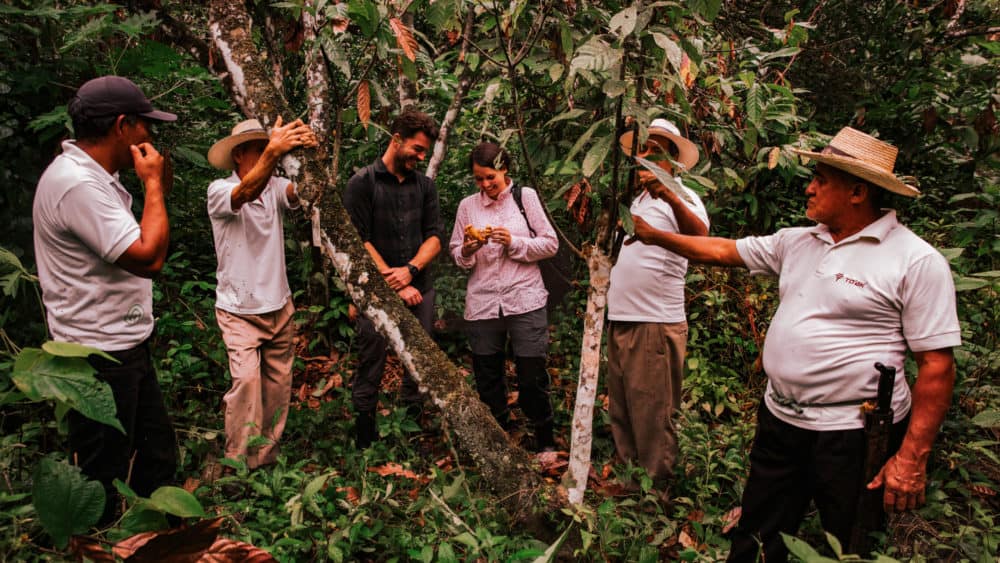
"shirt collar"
373,157,414,182
809,209,899,245
60,140,122,186
479,178,514,207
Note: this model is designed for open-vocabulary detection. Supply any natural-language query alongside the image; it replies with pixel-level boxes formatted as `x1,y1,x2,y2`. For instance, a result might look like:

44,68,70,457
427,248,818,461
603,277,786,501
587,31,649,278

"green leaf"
149,486,207,518
120,500,169,534
745,83,764,127
569,37,620,77
781,533,839,562
32,456,106,549
602,79,627,98
564,121,602,164
954,276,989,292
544,109,587,127
619,204,634,236
651,33,683,73
582,135,613,177
609,6,637,38
11,348,125,434
170,145,211,170
42,341,116,362
971,409,1000,428
634,156,694,204
533,524,573,562
690,0,722,21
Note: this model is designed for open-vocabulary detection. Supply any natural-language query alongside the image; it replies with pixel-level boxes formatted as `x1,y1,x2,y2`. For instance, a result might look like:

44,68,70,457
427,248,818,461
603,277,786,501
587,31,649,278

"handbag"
511,186,575,311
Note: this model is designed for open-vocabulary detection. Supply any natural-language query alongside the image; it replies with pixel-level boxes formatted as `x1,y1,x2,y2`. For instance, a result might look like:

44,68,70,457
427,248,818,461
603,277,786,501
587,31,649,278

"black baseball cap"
68,76,177,122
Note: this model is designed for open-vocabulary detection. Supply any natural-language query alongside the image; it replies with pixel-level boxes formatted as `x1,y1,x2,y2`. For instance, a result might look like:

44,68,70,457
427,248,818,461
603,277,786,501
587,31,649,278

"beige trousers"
216,298,295,469
606,320,688,483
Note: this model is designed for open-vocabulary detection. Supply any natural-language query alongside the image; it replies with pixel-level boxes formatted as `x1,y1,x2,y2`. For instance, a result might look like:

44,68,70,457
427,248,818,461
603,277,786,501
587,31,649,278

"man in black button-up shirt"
343,108,443,448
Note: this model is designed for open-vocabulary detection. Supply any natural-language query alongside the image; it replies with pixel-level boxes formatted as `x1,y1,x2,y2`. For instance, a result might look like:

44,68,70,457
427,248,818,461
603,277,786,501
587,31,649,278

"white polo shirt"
32,141,153,351
207,173,296,315
736,210,961,431
608,185,709,323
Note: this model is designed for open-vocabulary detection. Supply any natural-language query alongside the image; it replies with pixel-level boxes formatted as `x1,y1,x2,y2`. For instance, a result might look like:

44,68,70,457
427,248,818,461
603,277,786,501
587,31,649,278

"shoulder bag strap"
511,185,537,238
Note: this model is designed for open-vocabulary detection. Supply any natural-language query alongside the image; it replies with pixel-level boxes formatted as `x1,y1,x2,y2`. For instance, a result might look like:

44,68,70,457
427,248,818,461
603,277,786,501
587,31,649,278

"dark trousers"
68,341,178,521
351,288,435,413
727,402,908,563
466,308,552,429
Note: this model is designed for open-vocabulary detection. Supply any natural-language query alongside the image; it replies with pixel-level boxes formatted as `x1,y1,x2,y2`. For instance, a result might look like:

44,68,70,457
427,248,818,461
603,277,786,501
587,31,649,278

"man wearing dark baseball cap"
33,75,178,523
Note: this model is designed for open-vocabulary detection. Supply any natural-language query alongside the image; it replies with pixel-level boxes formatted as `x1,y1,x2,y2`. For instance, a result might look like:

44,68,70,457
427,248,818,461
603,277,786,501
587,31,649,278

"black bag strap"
511,186,537,238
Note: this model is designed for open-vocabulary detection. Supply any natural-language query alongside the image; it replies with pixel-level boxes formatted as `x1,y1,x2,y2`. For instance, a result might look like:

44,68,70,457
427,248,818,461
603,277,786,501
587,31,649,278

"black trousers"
351,288,435,413
68,341,178,518
727,401,908,563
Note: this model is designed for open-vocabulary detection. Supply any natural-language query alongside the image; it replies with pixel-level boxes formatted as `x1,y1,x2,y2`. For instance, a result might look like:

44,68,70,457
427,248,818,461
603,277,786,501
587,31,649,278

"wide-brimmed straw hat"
208,119,269,170
618,118,699,171
790,127,919,198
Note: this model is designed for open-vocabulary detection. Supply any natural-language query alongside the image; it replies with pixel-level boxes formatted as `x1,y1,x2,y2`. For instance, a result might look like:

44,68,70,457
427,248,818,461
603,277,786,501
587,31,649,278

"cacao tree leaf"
357,80,370,130
11,348,124,434
42,341,116,362
651,33,683,73
149,486,207,518
971,409,1000,428
609,6,637,38
32,456,105,549
389,17,417,62
582,134,613,177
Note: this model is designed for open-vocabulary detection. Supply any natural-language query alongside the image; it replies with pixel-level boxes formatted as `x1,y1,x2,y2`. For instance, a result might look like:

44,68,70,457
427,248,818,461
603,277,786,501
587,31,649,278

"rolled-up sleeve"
207,178,237,219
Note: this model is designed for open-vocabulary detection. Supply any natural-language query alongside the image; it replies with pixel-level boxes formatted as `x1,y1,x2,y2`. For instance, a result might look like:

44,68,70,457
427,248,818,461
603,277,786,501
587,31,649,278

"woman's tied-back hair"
469,142,512,172
391,107,439,141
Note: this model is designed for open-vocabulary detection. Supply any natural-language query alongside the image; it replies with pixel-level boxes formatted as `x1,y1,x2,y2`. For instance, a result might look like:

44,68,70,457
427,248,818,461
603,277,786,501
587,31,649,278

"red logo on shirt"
834,273,866,288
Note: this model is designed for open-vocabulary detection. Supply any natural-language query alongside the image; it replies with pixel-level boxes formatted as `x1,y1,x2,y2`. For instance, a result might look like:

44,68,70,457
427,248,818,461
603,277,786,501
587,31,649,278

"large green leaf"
42,341,116,362
582,134,613,177
971,409,1000,428
32,456,106,549
149,486,207,518
634,156,694,205
11,348,124,434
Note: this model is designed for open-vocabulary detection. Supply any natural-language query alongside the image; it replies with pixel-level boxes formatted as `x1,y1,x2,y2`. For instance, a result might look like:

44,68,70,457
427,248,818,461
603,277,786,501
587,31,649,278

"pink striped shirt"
449,184,558,320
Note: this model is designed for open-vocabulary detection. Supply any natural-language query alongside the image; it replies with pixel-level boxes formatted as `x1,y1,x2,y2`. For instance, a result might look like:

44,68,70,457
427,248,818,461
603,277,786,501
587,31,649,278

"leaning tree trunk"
207,0,550,515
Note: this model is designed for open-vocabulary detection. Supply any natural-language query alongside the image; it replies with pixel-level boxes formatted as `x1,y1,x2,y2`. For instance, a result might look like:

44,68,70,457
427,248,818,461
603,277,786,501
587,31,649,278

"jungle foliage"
0,0,997,561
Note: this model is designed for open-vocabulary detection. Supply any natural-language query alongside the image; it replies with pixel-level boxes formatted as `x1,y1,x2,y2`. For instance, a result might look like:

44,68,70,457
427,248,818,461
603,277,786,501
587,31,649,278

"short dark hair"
72,113,139,142
469,142,512,172
391,107,439,141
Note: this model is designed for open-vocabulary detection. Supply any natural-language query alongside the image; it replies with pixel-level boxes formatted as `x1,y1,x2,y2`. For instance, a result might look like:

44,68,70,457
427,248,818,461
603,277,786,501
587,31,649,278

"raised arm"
627,215,744,267
230,117,317,210
117,143,169,277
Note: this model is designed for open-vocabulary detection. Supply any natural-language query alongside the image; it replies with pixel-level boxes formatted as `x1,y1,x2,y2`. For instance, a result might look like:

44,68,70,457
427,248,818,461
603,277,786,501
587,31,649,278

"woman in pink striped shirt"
449,142,559,451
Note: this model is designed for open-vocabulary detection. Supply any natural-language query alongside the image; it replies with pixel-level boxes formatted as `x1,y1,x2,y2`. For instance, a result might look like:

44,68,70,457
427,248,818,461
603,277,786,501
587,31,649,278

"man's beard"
394,152,417,173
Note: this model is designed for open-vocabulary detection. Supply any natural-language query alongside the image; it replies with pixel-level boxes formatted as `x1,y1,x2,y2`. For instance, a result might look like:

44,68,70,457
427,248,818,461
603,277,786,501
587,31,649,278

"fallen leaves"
368,462,430,484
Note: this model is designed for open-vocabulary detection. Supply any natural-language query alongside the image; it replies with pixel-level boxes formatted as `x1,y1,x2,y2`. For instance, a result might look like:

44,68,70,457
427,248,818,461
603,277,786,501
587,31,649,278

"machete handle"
874,362,896,413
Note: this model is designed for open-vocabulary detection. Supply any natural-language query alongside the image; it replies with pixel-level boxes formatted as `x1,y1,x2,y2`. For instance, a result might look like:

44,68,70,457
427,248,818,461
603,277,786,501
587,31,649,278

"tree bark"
563,243,611,505
207,0,550,515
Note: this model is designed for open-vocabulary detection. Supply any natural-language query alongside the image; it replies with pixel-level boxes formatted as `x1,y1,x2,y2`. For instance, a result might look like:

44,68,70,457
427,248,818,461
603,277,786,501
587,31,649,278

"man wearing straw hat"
607,118,709,502
624,127,960,561
206,116,317,469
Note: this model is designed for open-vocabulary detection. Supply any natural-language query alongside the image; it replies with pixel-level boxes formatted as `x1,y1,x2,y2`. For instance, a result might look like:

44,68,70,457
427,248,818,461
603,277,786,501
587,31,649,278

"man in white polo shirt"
625,127,960,561
206,116,317,469
33,75,179,523
607,118,709,501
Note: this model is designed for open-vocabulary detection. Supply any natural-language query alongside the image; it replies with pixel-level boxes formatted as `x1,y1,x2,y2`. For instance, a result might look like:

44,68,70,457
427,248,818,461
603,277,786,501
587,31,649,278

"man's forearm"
649,231,743,267
896,349,956,464
408,236,442,270
231,146,280,209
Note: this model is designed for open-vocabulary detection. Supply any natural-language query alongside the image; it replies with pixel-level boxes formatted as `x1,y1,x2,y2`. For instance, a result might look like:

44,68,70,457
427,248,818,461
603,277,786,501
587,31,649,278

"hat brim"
208,131,269,170
790,148,920,198
140,109,177,122
618,128,699,171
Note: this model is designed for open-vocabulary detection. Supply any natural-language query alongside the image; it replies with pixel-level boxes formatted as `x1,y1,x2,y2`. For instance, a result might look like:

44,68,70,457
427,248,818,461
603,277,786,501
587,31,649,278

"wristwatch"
406,263,420,278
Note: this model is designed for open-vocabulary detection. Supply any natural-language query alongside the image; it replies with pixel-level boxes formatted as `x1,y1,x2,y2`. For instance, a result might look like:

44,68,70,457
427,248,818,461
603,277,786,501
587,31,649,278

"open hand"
867,453,928,513
269,116,319,156
397,285,422,306
382,266,412,291
623,215,657,246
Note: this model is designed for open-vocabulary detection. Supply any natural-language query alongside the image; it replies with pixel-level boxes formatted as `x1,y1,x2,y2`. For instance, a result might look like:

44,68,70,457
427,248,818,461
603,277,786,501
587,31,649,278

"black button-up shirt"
343,158,443,293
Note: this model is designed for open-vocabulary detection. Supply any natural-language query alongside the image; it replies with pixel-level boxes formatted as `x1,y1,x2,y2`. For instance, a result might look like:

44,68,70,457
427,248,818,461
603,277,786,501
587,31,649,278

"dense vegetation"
0,0,997,561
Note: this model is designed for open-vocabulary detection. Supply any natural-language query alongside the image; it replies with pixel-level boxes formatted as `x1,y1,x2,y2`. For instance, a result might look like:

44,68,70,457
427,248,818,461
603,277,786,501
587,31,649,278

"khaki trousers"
216,298,295,469
606,320,687,482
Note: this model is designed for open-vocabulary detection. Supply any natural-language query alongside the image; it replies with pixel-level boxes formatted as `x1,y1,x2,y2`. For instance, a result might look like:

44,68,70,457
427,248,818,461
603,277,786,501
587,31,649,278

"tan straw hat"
618,118,699,171
790,127,919,198
208,119,270,170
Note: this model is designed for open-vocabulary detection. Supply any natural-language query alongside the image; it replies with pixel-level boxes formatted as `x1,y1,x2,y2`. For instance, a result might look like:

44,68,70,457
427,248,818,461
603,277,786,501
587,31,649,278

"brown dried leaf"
336,486,360,505
69,536,114,563
563,182,582,211
721,506,742,534
358,81,371,130
115,518,223,562
329,17,350,35
679,53,693,89
368,462,430,483
182,477,200,494
969,483,996,497
198,537,277,562
767,147,780,170
678,529,698,550
389,18,418,62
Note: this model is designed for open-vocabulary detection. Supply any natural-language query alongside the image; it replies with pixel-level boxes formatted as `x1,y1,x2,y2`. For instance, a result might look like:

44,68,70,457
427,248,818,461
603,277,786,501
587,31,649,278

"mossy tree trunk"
206,0,552,514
